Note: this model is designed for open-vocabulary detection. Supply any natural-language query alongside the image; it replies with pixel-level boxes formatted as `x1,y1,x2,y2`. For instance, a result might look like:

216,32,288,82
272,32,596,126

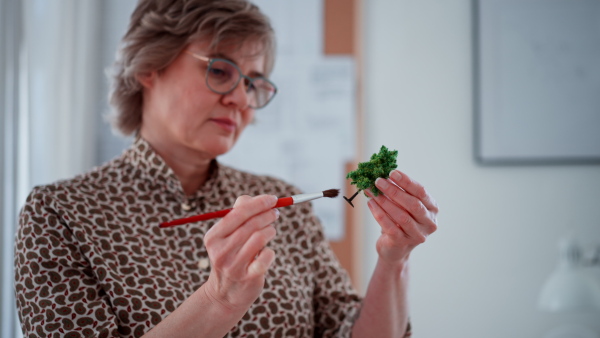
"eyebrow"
209,52,266,79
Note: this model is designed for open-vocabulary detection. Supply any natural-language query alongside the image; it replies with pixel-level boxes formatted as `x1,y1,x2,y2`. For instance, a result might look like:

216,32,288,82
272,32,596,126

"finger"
367,192,425,242
248,247,275,277
209,195,278,238
372,179,433,228
205,195,252,238
367,197,407,237
387,170,439,213
205,223,276,276
232,194,253,208
237,225,277,267
222,209,280,256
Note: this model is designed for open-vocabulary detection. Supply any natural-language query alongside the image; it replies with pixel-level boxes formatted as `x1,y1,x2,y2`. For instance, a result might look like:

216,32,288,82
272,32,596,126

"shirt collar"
124,136,222,203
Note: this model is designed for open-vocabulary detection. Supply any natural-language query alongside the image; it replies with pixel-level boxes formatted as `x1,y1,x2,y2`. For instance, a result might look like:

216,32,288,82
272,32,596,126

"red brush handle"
159,196,294,228
274,197,294,208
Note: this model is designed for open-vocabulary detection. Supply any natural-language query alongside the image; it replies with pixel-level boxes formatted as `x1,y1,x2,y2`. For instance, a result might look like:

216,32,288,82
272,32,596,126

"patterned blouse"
14,137,365,338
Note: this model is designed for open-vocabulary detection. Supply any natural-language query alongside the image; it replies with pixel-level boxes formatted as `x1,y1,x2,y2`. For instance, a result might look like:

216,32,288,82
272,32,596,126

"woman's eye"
245,79,256,92
208,67,228,78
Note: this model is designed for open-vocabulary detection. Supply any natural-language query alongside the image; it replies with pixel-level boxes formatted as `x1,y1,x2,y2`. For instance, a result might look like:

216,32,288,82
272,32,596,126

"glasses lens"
248,78,276,109
206,60,238,93
205,58,277,109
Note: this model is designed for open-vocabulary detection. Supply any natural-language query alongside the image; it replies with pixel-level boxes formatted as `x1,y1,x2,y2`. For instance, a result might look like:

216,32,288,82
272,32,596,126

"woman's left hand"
365,169,439,264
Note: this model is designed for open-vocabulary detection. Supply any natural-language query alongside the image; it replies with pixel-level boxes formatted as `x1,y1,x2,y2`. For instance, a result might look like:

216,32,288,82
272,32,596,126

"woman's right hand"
202,194,279,313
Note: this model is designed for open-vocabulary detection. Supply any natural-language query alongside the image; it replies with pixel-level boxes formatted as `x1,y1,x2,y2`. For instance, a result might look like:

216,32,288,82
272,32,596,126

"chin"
206,141,236,158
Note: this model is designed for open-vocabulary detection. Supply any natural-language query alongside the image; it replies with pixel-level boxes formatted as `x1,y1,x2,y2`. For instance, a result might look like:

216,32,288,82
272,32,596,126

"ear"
136,71,156,89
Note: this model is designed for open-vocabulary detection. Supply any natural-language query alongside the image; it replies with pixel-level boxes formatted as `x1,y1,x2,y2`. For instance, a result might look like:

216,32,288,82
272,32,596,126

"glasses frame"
186,51,277,109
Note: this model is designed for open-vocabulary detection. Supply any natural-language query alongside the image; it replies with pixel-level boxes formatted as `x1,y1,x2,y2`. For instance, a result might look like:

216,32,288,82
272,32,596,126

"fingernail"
390,170,401,180
271,195,278,204
375,177,389,189
274,209,280,218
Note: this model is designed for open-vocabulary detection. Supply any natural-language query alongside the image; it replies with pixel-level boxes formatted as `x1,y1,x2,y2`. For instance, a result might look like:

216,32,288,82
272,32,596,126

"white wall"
362,1,600,337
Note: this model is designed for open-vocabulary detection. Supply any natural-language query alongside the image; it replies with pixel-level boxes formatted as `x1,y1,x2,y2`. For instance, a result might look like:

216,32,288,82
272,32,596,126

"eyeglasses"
186,52,277,109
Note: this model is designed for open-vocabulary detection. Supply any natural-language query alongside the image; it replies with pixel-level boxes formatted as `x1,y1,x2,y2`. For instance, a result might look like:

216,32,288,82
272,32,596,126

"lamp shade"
538,239,600,312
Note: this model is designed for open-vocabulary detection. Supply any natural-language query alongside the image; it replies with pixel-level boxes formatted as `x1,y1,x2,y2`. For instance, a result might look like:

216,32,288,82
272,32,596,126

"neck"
172,159,212,196
139,131,213,196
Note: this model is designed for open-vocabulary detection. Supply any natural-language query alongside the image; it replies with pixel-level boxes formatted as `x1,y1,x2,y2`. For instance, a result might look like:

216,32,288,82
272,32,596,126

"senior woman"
14,0,438,337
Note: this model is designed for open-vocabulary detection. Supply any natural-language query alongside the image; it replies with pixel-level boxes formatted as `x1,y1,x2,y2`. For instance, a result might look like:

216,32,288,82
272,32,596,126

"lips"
210,118,236,133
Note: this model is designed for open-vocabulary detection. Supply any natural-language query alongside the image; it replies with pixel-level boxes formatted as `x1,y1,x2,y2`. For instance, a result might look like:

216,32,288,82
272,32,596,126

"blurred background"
2,0,599,337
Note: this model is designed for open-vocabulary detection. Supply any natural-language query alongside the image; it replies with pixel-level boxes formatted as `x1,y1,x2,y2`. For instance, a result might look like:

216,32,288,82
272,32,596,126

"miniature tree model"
344,145,398,206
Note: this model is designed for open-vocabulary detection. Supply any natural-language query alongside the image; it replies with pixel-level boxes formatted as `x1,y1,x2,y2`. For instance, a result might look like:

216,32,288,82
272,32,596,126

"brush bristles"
322,189,340,198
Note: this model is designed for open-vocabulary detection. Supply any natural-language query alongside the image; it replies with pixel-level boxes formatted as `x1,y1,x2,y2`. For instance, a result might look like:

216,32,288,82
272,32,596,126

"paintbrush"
159,189,340,228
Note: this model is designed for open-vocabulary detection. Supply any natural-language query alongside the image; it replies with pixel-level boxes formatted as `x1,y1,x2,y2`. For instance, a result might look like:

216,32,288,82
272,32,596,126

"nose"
220,79,251,109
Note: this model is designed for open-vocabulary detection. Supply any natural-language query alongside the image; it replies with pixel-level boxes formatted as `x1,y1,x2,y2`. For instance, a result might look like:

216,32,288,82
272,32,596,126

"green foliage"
346,145,398,196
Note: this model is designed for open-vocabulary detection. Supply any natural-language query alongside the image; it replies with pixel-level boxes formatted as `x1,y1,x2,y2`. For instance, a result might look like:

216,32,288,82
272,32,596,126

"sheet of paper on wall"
220,55,356,241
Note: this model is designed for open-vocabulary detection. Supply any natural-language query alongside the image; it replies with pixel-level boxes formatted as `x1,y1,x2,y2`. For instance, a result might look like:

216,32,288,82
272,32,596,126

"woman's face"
139,40,266,160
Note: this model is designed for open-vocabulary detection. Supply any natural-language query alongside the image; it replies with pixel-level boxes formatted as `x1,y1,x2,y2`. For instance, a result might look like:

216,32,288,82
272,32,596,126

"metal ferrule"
291,192,324,204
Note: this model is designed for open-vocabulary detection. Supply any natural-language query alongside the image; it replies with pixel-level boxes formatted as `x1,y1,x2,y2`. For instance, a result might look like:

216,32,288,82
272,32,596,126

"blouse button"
198,258,210,269
181,203,191,211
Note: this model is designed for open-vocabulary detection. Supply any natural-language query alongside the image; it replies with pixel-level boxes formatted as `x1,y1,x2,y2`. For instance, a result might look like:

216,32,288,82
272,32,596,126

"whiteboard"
474,0,600,164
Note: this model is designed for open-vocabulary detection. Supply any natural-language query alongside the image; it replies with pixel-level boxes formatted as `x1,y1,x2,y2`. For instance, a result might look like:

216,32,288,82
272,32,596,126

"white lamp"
539,238,600,312
538,238,600,338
